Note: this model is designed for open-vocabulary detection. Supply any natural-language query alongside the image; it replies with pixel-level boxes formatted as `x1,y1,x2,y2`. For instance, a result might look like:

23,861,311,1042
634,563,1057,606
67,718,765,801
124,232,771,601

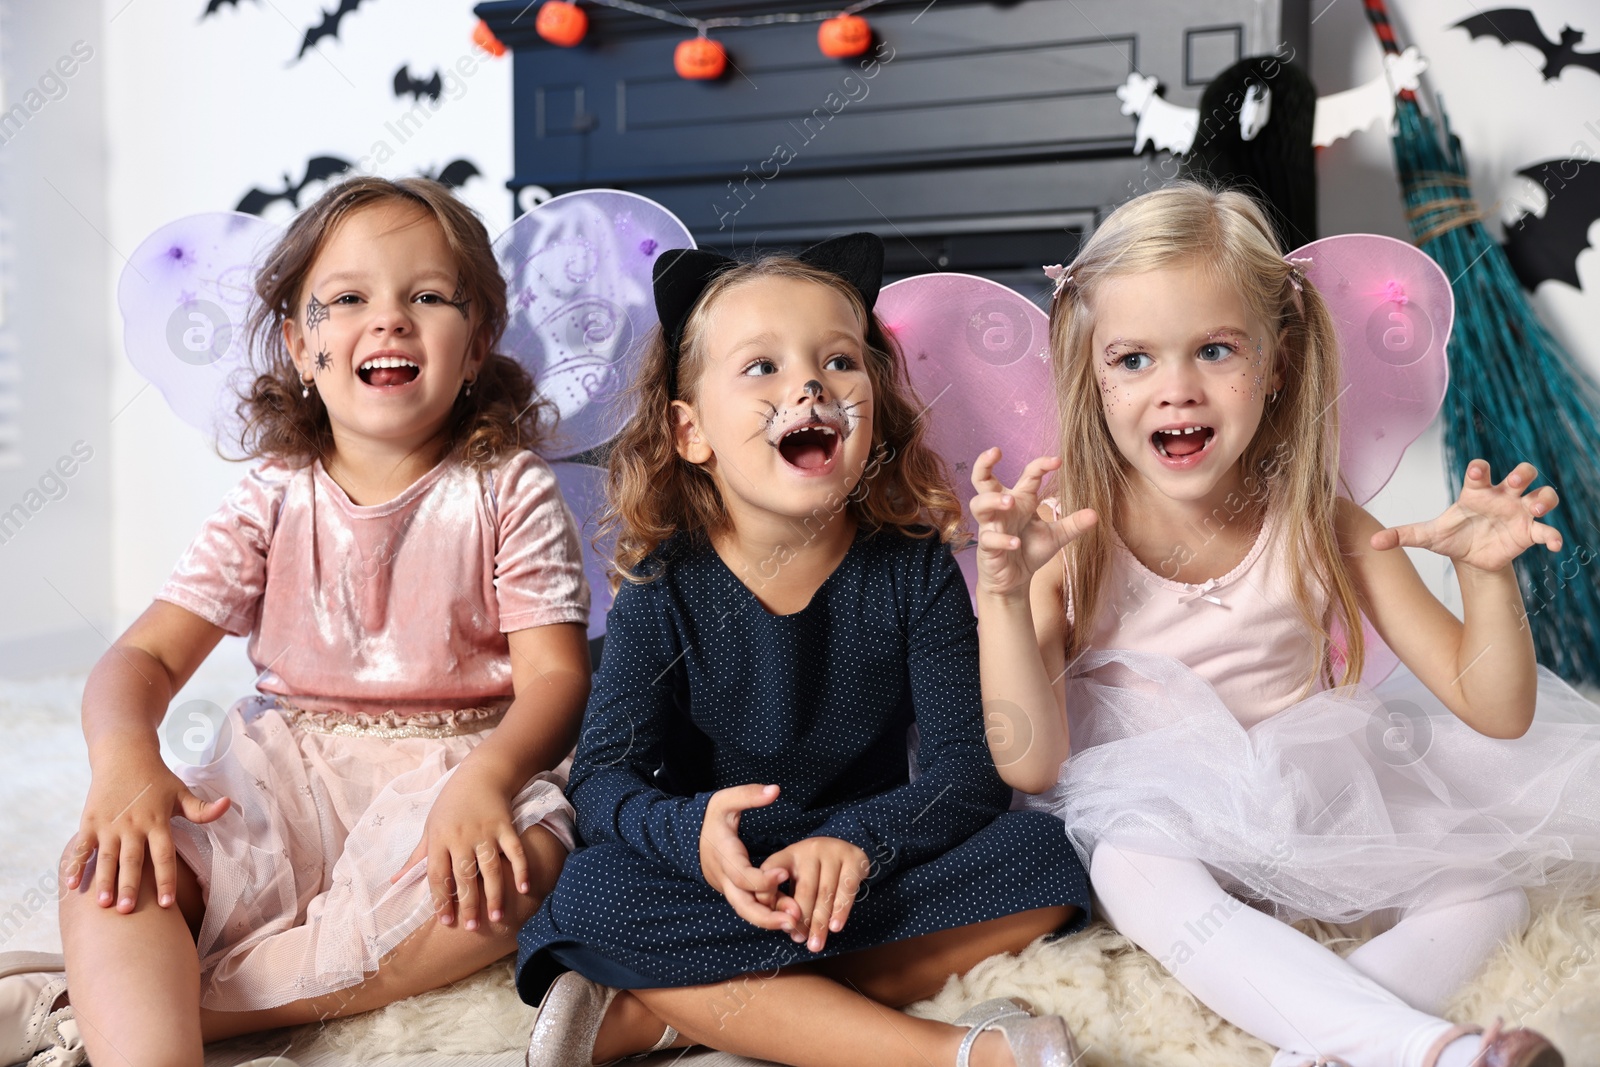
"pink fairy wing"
495,190,692,460
1292,233,1453,506
1293,233,1453,687
118,212,282,446
878,274,1055,597
551,460,615,639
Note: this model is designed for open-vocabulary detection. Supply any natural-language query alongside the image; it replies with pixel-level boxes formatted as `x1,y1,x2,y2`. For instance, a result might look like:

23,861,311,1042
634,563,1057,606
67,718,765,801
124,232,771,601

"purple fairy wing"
877,274,1055,597
1294,234,1453,687
551,460,615,638
1292,234,1453,506
118,212,282,445
495,190,691,460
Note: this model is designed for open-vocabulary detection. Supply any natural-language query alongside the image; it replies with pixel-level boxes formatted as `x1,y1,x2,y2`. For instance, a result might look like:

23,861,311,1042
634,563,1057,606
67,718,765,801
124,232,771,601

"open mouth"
777,422,841,471
1152,425,1214,460
358,356,420,388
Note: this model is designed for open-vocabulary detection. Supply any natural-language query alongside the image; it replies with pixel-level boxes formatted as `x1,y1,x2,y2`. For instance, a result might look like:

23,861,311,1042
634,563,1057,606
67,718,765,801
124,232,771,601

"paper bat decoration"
235,156,353,216
202,0,251,15
1452,8,1600,81
297,0,372,61
393,64,442,102
1119,46,1427,156
1503,158,1600,291
418,159,481,190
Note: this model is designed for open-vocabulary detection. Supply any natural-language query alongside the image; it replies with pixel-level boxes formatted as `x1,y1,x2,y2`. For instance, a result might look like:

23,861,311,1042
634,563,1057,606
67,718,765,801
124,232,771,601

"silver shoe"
526,970,619,1067
953,997,1080,1067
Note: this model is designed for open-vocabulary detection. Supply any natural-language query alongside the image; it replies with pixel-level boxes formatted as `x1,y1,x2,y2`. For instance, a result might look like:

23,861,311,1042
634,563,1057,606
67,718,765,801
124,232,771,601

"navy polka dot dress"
515,525,1090,999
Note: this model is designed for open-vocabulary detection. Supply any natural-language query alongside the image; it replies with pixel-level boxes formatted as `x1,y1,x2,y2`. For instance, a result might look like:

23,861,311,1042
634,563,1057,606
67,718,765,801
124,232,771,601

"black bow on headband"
652,232,885,395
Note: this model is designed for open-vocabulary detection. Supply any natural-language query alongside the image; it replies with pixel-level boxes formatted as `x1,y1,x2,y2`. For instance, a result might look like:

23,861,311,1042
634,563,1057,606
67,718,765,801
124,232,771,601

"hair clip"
1043,264,1073,297
1284,255,1313,293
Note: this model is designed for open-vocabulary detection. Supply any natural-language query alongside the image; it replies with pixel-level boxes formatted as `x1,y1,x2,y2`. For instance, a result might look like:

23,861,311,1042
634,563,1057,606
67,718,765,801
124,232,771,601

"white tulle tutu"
1028,650,1600,924
170,696,574,1012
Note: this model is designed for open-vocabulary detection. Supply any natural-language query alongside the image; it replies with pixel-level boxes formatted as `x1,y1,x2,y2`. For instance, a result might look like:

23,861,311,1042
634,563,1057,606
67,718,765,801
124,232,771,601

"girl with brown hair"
516,234,1092,1067
42,177,592,1067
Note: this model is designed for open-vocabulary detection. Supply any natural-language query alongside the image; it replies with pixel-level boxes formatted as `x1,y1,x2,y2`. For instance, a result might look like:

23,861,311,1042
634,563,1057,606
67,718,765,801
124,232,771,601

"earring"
464,378,474,397
301,376,314,399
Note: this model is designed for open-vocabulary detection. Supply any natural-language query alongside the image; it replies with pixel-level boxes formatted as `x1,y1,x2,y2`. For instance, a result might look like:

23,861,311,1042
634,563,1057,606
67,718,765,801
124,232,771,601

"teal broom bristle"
1391,100,1600,685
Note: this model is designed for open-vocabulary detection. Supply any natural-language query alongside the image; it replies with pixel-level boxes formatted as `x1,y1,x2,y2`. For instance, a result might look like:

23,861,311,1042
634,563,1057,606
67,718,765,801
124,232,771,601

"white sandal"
1,951,82,1067
953,997,1079,1067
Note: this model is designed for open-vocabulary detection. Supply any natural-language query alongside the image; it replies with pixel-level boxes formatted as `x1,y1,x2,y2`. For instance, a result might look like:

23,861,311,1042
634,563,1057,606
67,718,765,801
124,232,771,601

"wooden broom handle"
1363,0,1420,103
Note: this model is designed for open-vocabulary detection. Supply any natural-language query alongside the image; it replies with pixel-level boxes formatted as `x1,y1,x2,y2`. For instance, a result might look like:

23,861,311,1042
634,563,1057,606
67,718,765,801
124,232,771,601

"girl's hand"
969,447,1098,600
699,784,799,933
1371,460,1562,573
67,755,230,913
395,766,531,931
759,836,868,953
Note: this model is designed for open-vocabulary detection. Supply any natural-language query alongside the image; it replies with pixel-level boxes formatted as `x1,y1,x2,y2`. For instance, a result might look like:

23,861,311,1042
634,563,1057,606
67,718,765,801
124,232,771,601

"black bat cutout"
297,0,372,62
1452,8,1600,81
1504,158,1600,291
203,0,251,15
393,64,442,102
419,159,481,189
236,155,353,216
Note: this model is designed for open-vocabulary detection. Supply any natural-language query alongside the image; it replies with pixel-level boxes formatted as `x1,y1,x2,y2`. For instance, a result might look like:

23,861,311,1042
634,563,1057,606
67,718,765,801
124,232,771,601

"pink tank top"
1079,507,1326,728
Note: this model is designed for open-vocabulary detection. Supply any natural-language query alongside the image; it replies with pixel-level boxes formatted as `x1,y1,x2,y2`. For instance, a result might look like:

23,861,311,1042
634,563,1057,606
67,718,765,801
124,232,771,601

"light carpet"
4,669,1598,1066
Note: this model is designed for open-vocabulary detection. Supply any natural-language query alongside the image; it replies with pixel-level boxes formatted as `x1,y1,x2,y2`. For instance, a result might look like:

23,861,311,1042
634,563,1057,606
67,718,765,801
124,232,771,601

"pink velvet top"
157,451,589,718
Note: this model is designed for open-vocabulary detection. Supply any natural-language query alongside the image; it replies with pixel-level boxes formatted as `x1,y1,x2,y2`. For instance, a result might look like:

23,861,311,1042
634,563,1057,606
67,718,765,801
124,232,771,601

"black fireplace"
475,0,1308,300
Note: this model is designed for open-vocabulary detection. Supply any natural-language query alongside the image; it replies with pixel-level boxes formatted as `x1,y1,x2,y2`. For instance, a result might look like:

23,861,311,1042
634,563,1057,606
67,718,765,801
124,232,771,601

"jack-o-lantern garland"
531,0,886,80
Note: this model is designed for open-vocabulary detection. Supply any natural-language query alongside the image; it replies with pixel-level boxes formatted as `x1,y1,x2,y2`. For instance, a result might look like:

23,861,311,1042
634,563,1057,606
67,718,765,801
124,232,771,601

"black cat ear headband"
652,232,885,397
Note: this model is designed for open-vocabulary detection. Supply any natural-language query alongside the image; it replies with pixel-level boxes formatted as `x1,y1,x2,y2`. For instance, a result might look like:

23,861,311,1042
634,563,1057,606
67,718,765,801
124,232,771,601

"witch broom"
1363,0,1600,686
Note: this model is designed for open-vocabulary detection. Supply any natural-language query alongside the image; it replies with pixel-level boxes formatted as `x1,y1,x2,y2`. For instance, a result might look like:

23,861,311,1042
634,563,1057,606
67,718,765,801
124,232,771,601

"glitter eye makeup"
1099,372,1121,410
1249,336,1268,401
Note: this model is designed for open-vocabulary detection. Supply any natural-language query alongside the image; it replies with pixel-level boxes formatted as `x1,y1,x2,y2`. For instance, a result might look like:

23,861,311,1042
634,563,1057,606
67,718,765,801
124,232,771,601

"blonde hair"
1051,181,1363,688
605,256,964,586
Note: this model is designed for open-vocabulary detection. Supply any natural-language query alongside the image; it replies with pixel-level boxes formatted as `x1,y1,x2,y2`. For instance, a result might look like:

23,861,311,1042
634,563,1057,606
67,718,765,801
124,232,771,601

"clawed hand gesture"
969,447,1099,599
1371,460,1562,572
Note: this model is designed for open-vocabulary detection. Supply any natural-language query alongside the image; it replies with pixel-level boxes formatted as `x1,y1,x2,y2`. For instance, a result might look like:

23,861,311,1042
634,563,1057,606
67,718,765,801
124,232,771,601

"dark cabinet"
476,0,1307,298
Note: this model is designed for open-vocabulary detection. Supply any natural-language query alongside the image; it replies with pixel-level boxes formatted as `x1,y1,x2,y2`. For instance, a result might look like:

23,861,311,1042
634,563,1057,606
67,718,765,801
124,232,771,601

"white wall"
0,0,112,675
3,0,1599,676
101,0,514,688
1312,0,1600,613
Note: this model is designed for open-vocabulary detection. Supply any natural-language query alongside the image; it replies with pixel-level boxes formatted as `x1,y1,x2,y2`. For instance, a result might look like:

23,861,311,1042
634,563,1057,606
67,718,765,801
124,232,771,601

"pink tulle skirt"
170,696,574,1011
1027,650,1600,924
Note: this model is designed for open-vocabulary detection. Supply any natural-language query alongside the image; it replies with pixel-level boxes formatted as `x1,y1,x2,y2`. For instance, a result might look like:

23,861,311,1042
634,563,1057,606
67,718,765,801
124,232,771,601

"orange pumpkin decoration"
535,1,588,48
674,37,727,80
472,19,507,57
818,14,871,58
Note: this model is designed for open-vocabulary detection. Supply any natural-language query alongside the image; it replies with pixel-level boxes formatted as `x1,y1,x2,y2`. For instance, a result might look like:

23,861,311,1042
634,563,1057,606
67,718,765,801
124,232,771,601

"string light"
571,0,888,34
527,0,889,77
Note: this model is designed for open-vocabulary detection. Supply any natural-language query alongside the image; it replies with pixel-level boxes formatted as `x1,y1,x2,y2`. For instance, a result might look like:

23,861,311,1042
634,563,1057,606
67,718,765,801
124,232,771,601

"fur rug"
284,895,1600,1066
6,670,1599,1066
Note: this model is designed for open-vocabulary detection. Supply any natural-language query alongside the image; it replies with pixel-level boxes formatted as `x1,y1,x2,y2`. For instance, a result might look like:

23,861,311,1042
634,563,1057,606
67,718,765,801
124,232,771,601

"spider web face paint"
448,276,471,321
305,293,330,331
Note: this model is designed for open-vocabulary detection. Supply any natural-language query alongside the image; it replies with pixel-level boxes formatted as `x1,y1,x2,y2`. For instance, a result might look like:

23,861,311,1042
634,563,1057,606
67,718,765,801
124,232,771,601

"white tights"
1089,843,1530,1067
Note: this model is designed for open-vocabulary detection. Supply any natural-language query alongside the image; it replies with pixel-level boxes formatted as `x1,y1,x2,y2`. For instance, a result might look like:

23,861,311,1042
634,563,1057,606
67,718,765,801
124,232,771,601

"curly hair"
604,255,965,586
1049,181,1364,690
232,176,554,469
